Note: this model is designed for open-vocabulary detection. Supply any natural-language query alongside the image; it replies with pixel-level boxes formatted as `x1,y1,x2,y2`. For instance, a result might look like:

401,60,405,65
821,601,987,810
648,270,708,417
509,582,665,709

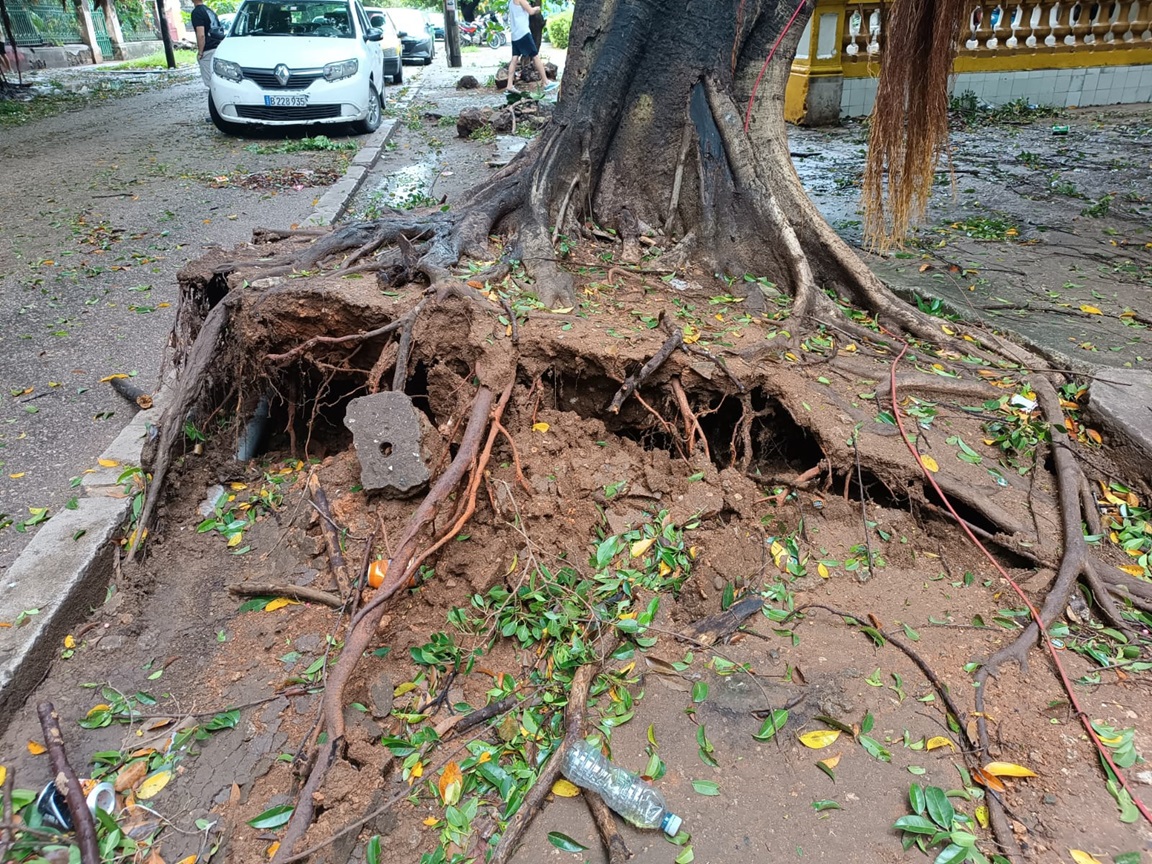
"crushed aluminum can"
1052,125,1069,135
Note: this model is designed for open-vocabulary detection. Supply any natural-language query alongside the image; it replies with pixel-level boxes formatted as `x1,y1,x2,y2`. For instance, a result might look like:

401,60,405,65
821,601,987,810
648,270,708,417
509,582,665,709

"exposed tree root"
131,298,233,562
271,388,500,861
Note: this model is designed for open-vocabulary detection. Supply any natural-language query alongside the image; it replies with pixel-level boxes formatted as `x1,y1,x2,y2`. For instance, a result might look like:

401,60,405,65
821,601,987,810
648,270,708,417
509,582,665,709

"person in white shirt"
507,0,555,94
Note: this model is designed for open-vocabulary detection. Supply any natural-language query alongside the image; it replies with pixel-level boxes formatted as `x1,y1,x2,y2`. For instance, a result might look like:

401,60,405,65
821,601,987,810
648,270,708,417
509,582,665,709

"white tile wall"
839,63,1152,117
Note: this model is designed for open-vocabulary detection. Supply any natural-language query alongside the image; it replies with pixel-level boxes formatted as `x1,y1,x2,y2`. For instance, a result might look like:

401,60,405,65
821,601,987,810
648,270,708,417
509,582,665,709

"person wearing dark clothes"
459,0,479,23
192,0,225,87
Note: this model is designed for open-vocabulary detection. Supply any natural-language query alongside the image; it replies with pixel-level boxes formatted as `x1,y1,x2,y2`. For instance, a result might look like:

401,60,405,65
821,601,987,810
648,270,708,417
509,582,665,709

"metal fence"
118,0,159,42
7,0,85,47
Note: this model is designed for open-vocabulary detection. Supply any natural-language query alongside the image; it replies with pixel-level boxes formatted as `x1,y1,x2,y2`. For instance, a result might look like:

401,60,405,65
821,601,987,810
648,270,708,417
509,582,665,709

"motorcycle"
458,20,483,46
459,14,505,48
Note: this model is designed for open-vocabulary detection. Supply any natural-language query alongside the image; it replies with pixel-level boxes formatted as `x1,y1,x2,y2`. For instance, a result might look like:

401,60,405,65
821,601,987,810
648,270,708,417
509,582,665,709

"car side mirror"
396,29,407,36
366,26,382,40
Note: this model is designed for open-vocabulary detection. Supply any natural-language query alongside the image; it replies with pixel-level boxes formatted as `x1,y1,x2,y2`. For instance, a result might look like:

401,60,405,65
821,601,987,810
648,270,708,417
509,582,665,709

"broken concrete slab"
343,392,438,497
1088,367,1152,466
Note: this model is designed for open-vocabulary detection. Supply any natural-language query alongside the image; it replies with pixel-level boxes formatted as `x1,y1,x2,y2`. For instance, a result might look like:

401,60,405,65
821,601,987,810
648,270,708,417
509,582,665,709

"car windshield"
231,0,357,37
388,8,425,33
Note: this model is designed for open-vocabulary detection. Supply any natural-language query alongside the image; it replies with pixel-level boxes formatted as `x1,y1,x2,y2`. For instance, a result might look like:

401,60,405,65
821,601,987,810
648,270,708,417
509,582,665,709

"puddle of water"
362,161,437,211
488,135,526,168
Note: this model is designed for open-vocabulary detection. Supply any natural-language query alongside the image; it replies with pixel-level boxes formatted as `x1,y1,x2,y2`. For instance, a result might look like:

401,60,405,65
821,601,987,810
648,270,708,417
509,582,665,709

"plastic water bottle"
561,739,682,836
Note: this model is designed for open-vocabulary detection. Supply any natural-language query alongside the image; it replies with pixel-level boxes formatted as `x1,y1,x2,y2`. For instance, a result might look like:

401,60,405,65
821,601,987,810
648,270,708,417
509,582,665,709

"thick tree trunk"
454,0,936,342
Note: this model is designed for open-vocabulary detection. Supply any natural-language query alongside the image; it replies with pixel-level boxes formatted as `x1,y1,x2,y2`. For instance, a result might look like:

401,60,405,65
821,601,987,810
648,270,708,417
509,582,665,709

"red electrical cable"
887,339,1152,826
743,0,808,133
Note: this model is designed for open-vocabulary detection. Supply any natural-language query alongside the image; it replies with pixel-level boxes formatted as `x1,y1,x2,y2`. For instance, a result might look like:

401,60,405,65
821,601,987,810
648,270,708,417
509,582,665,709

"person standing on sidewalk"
192,0,226,87
507,0,554,95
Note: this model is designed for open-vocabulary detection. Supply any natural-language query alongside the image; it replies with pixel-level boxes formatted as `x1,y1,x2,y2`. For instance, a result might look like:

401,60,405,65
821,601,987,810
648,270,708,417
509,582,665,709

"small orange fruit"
367,559,388,588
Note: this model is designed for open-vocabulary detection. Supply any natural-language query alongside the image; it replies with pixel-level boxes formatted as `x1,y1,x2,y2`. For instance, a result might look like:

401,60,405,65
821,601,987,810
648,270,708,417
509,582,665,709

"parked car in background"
217,11,236,31
208,0,386,134
364,6,403,82
423,10,444,39
387,6,434,64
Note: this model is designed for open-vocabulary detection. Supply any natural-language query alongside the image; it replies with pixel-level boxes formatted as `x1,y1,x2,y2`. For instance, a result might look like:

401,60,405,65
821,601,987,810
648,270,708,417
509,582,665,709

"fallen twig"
37,702,99,864
586,791,632,864
227,583,344,609
608,330,682,413
490,661,599,864
308,473,350,597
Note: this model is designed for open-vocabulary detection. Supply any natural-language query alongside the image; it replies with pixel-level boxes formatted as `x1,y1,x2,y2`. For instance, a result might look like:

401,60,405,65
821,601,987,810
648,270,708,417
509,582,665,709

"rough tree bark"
131,0,1152,859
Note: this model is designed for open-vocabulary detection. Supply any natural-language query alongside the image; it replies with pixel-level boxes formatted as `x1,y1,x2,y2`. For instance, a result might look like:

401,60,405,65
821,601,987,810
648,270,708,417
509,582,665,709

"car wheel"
354,83,382,134
208,93,240,135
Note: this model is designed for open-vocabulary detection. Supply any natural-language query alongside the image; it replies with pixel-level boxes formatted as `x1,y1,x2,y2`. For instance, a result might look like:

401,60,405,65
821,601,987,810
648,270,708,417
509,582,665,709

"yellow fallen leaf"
798,729,841,749
1119,565,1145,578
925,736,955,751
974,805,989,829
551,306,574,314
1080,305,1103,315
408,761,423,783
682,326,700,344
0,766,6,786
266,841,280,858
941,324,956,335
8,472,24,479
27,740,46,755
439,761,463,806
263,597,299,612
1085,428,1102,445
983,761,1037,778
175,856,198,864
99,373,130,382
770,540,788,570
552,778,581,797
229,482,248,490
920,455,939,473
817,562,830,579
1070,851,1104,864
532,422,550,433
630,536,657,558
136,769,172,800
98,459,120,468
658,560,672,577
394,681,417,697
423,816,439,826
819,754,841,770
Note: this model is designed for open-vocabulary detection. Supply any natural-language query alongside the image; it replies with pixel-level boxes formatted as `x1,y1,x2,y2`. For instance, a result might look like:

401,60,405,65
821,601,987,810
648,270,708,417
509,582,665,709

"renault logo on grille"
274,64,291,86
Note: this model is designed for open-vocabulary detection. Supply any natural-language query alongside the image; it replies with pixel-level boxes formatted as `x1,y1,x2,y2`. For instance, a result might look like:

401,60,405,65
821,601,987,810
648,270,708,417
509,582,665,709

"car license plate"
265,94,308,107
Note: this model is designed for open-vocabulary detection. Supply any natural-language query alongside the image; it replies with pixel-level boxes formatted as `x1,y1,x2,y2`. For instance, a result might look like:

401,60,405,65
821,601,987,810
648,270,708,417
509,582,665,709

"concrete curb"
0,403,155,722
0,91,411,727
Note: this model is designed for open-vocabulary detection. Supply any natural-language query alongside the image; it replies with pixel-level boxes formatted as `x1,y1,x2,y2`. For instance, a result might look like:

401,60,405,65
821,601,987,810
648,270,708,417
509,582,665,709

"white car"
209,0,386,135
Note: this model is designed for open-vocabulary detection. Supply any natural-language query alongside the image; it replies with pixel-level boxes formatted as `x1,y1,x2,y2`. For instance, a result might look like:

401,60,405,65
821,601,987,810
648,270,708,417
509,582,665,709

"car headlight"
213,58,243,82
323,58,358,82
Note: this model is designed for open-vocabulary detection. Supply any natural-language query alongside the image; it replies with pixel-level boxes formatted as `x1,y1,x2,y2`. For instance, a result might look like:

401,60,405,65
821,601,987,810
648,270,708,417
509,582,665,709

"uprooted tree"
127,0,1152,859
